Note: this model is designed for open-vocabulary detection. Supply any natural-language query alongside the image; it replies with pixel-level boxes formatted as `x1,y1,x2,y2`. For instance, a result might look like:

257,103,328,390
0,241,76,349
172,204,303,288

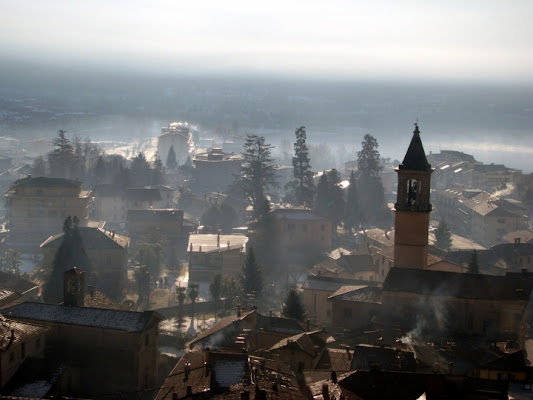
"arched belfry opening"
393,123,433,269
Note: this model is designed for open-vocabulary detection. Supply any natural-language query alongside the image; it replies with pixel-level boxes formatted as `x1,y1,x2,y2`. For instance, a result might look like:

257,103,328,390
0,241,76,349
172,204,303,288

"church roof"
383,268,532,301
399,124,432,172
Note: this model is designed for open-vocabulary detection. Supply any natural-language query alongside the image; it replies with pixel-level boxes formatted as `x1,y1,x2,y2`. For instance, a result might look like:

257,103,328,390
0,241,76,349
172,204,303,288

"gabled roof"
3,302,162,332
383,268,532,301
398,124,432,172
268,330,326,356
329,286,382,304
11,176,81,189
0,271,38,295
40,227,129,249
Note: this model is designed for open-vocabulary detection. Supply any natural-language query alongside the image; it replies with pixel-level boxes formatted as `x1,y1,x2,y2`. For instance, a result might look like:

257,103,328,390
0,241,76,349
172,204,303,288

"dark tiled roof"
478,350,526,371
303,276,378,293
84,288,130,310
268,330,326,356
329,286,382,304
383,268,532,301
3,302,162,332
0,315,49,347
314,348,354,371
398,124,431,172
12,176,81,188
0,271,38,295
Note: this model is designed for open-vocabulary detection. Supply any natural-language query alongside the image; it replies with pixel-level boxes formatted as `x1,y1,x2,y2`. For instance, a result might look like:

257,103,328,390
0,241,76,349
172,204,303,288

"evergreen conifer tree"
357,134,387,226
291,126,314,206
241,134,277,217
344,170,359,231
282,287,306,321
241,247,264,298
314,173,329,215
166,145,178,169
42,216,91,304
435,218,453,250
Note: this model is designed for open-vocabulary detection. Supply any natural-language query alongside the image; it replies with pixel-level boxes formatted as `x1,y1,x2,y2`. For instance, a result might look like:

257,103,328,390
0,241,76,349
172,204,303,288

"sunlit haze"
2,0,533,81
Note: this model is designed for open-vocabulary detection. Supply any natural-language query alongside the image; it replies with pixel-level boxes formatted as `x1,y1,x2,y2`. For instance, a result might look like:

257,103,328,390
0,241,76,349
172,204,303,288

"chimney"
227,241,230,249
331,370,338,383
395,339,402,351
515,238,521,244
322,384,330,400
184,361,191,381
63,267,85,307
112,230,115,238
448,362,454,375
186,386,192,396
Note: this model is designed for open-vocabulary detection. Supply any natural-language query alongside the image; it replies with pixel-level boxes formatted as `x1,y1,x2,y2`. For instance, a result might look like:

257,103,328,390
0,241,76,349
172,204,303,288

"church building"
380,124,532,343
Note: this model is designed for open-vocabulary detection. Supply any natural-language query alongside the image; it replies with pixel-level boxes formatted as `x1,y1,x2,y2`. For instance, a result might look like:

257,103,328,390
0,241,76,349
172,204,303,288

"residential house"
157,121,194,166
433,187,527,247
4,176,92,251
0,315,49,388
188,309,314,351
192,148,242,193
0,271,39,309
2,298,163,398
187,233,247,282
328,285,382,334
40,224,130,298
92,184,176,227
270,208,333,263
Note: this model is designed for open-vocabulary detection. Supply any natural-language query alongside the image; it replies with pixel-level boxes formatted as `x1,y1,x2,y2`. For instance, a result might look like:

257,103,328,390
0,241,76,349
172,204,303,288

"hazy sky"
2,0,532,81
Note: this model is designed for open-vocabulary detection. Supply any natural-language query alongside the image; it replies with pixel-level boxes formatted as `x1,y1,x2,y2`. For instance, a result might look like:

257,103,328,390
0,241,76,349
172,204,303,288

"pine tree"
241,247,264,298
130,152,151,187
31,156,47,177
48,129,75,178
435,218,453,250
291,126,315,206
468,249,479,274
326,169,345,227
314,173,329,215
151,153,165,185
42,216,91,304
135,265,152,310
282,287,306,321
166,145,178,169
357,134,387,227
344,170,359,231
241,134,278,217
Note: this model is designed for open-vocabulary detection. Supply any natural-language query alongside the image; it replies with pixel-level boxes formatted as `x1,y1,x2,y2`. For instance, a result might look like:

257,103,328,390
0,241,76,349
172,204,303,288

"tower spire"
399,123,431,172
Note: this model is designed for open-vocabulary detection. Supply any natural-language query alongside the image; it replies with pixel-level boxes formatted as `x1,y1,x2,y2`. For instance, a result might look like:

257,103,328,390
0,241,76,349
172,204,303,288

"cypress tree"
282,287,307,321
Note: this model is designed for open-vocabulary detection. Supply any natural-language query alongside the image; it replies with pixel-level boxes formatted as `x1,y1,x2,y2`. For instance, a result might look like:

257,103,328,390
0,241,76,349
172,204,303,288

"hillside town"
0,120,531,400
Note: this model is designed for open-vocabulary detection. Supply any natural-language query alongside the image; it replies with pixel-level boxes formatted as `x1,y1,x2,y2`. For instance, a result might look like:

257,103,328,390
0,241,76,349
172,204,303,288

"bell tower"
393,123,433,269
